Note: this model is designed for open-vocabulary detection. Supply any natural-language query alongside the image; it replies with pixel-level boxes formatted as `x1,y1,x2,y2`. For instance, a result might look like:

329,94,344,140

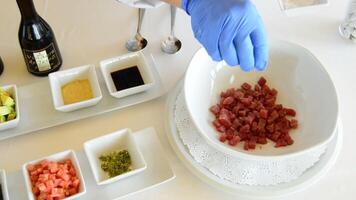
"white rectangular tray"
6,127,175,200
0,54,165,141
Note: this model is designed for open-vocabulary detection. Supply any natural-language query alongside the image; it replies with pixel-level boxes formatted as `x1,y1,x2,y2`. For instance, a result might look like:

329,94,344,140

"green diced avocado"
0,88,5,95
0,88,10,97
1,94,14,107
0,87,17,123
7,112,16,121
0,106,11,116
0,115,5,123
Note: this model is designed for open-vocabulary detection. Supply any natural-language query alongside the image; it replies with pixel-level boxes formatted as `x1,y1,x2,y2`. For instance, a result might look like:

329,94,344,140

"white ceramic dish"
0,85,20,131
22,150,86,200
100,52,155,99
173,81,330,186
0,169,10,200
84,128,147,185
184,41,339,160
6,127,175,200
116,0,165,9
278,0,329,16
49,65,102,112
166,81,343,198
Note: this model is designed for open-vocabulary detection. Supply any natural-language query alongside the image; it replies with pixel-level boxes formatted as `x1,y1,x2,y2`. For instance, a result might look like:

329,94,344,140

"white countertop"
0,0,355,199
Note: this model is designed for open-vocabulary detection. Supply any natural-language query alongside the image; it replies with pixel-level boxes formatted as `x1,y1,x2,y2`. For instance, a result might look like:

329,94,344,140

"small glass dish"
278,0,328,16
100,52,155,99
0,169,10,200
22,150,86,200
49,65,102,112
0,84,20,131
84,128,147,185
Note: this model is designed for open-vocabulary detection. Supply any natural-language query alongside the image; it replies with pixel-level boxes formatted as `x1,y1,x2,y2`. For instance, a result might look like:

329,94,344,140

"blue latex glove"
182,0,268,71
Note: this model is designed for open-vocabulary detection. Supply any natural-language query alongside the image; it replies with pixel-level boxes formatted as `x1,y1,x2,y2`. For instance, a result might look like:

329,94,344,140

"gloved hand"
182,0,268,71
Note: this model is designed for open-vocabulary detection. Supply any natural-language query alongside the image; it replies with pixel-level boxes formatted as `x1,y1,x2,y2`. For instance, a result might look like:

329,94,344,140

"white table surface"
0,0,355,199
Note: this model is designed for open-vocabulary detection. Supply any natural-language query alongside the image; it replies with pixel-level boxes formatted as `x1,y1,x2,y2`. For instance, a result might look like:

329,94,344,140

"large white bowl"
184,41,339,160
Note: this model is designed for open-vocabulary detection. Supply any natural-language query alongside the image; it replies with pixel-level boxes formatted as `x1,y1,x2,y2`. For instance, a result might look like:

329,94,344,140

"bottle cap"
0,57,4,76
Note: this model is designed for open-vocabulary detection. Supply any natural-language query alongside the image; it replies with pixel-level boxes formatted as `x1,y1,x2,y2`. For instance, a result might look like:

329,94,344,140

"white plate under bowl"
49,64,103,112
22,150,86,200
0,85,20,131
184,41,339,160
100,52,155,99
84,128,147,185
166,81,343,199
0,169,10,200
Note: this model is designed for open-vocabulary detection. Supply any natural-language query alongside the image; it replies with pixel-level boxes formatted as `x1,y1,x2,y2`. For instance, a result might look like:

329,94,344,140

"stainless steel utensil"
339,0,356,42
126,8,148,52
161,5,182,54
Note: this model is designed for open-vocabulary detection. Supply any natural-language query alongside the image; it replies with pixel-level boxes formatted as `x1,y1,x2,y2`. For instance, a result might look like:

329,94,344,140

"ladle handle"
170,5,177,36
137,8,146,34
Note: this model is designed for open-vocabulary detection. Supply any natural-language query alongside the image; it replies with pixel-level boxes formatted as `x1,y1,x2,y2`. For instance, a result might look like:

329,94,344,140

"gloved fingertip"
211,56,222,62
210,51,222,62
240,63,254,72
255,60,268,71
221,49,239,66
181,0,190,12
225,59,238,67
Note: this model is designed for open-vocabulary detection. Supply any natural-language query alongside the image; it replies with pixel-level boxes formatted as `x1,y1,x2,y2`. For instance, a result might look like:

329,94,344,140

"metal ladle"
126,8,148,52
161,5,182,54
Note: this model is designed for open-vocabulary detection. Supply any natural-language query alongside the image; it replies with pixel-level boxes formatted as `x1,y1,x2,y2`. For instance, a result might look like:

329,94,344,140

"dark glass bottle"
16,0,62,76
0,56,3,76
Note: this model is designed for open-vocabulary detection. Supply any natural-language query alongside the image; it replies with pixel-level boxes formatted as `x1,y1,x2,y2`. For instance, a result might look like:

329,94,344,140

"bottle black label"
22,43,60,72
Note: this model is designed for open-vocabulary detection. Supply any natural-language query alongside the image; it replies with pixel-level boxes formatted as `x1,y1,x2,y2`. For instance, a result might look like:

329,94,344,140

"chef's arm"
161,0,181,7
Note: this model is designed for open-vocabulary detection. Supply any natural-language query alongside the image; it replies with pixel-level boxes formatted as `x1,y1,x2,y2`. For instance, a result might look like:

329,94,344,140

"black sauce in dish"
110,66,145,91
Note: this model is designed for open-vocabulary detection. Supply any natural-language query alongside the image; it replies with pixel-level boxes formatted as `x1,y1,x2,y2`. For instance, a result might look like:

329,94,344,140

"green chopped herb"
99,150,132,178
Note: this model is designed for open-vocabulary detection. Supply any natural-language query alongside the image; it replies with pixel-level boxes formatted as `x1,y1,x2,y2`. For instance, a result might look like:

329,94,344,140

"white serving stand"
6,127,175,200
0,53,165,141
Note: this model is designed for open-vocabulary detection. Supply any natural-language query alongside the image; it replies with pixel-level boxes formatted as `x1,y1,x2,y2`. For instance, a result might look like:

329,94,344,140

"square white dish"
22,150,86,200
84,128,147,185
278,0,329,16
49,64,102,112
0,84,20,131
100,52,155,99
0,169,10,200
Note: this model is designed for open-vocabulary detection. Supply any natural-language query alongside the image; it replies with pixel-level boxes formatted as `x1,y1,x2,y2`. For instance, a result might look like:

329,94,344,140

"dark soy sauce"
110,66,145,91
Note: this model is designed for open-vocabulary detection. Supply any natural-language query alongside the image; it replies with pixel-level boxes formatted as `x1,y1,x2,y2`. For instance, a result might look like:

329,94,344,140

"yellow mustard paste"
61,79,93,105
